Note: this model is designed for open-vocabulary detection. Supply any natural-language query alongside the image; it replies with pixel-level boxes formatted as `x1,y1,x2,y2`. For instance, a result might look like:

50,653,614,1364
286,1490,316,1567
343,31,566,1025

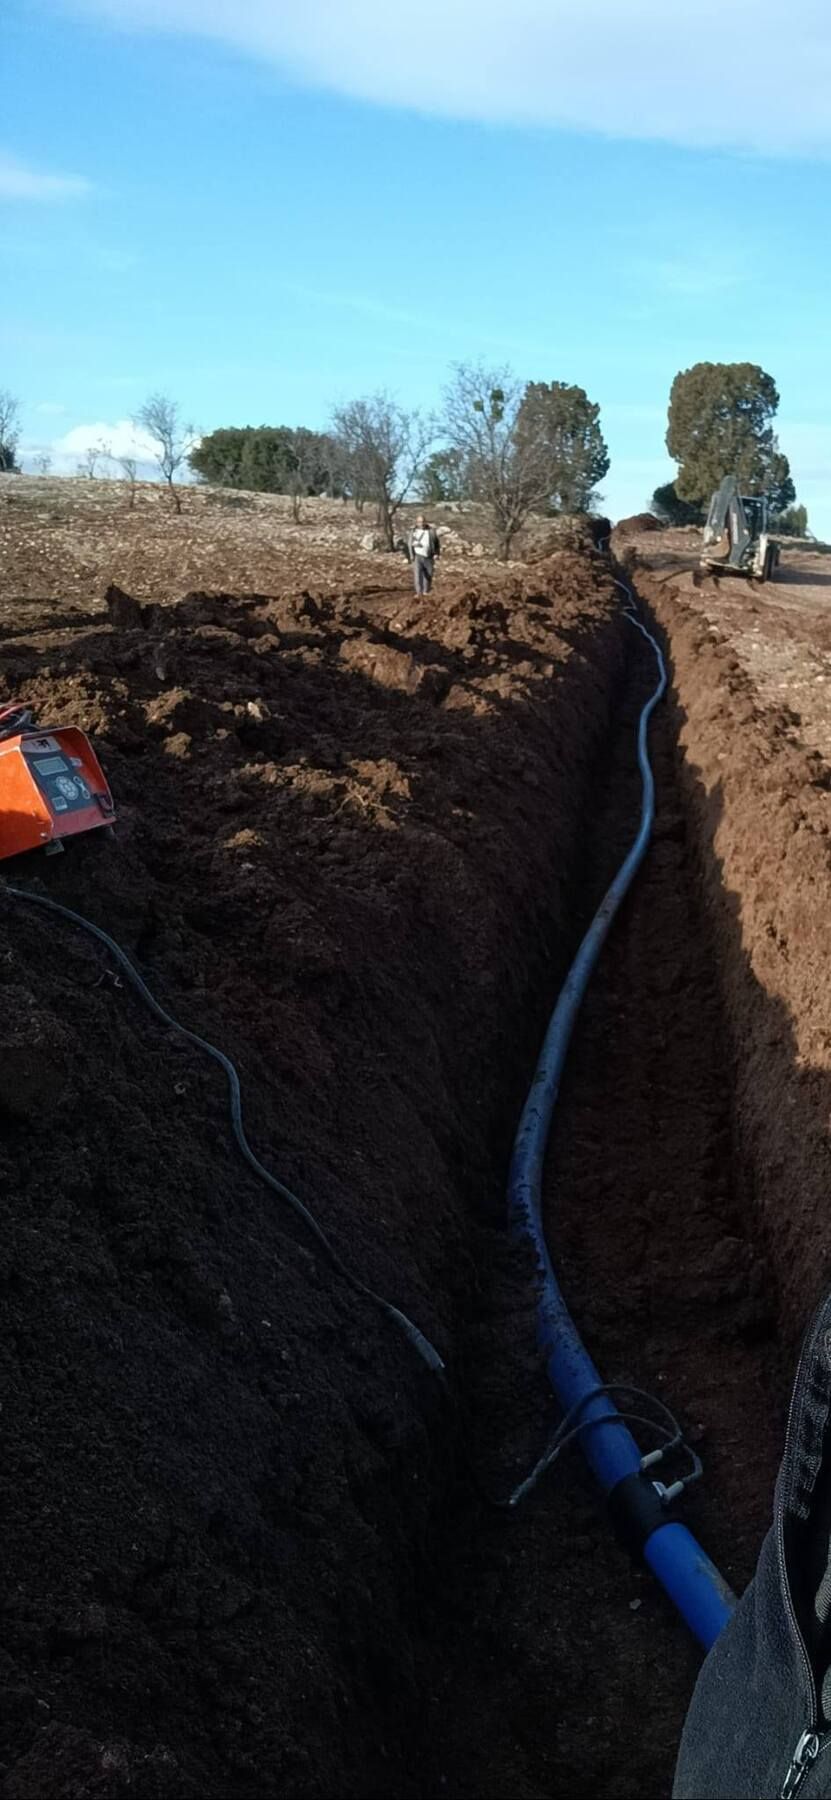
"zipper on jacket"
782,1730,826,1800
777,1302,831,1800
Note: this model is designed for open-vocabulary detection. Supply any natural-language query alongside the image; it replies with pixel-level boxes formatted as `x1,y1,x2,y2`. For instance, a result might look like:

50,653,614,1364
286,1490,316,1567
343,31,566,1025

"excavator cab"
701,476,778,582
741,495,767,541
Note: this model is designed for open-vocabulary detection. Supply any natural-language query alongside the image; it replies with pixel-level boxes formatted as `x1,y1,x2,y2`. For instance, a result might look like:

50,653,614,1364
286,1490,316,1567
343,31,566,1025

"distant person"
409,515,441,595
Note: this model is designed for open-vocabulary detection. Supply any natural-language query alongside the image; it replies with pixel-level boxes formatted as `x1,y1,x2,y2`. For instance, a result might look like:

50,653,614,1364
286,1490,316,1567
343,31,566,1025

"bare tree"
0,389,21,472
331,394,434,549
78,439,110,480
443,363,555,559
35,453,52,477
319,432,350,503
118,455,139,510
287,448,306,524
282,428,345,521
133,393,195,514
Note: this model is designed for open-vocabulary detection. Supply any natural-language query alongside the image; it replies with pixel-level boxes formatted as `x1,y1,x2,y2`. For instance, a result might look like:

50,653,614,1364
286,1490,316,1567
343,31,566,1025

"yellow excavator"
700,476,780,583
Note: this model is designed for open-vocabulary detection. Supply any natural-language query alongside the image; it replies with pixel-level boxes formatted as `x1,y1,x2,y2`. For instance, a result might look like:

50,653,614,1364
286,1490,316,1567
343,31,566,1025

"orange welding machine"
0,704,115,862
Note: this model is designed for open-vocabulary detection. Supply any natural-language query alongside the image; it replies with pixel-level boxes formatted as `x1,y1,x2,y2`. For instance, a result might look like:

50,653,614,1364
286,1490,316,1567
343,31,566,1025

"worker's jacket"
675,1291,831,1799
409,526,440,562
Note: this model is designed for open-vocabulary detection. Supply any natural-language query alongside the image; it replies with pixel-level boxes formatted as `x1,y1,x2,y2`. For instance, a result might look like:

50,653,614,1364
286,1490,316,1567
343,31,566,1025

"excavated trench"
0,563,813,1798
414,606,785,1798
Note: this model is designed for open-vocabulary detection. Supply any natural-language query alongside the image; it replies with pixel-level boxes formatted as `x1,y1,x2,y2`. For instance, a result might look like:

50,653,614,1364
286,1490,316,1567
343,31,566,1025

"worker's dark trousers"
414,556,434,595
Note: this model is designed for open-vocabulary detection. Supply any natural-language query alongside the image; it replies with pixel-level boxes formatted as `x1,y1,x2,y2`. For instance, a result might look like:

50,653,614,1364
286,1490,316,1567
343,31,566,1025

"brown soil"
614,512,661,535
0,516,624,1797
622,526,831,1335
0,475,595,604
615,525,831,766
1,481,829,1799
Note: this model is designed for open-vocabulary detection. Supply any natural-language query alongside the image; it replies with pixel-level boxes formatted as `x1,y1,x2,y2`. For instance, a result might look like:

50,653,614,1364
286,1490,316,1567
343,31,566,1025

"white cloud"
49,418,159,471
0,152,91,201
55,419,154,458
58,0,831,154
33,417,202,478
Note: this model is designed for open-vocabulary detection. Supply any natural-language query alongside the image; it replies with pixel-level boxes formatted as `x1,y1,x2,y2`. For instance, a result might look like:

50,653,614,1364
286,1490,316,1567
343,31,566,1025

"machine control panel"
24,737,94,817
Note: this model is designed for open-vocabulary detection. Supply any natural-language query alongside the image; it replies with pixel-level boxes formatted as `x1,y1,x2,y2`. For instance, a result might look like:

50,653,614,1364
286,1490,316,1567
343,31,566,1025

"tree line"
0,360,808,550
191,359,808,549
190,369,611,559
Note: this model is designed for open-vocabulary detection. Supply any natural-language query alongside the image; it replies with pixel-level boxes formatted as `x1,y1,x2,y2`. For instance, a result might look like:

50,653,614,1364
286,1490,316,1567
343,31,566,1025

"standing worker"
409,514,441,596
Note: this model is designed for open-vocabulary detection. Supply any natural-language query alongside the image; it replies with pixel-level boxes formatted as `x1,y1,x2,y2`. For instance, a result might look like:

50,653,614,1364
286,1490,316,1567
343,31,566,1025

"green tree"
666,362,796,510
651,481,705,526
515,380,609,512
237,427,296,494
421,448,466,503
190,425,344,501
773,503,809,537
0,389,21,473
763,450,797,516
190,427,250,486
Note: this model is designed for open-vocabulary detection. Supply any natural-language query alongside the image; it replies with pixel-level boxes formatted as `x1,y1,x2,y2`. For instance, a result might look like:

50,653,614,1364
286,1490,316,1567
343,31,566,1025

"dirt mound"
0,564,622,1795
523,517,610,561
615,512,661,535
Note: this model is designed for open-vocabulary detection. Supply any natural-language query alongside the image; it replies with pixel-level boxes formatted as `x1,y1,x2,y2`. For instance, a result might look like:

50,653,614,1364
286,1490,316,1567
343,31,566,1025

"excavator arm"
702,476,752,569
700,476,776,580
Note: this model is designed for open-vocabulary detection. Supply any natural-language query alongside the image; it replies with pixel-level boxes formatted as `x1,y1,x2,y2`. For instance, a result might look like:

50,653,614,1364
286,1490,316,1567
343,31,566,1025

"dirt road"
619,523,831,758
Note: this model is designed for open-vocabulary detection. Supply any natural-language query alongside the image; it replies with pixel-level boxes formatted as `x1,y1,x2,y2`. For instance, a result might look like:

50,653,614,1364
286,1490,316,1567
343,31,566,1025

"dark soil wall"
418,617,783,1800
0,559,623,1798
639,571,831,1340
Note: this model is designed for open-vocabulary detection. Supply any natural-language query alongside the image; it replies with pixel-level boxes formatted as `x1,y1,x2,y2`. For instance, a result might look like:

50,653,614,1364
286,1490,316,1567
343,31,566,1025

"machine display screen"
29,753,92,815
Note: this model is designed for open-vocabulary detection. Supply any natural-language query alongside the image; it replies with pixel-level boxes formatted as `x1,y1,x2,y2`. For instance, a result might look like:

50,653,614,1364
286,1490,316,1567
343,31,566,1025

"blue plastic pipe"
508,587,735,1651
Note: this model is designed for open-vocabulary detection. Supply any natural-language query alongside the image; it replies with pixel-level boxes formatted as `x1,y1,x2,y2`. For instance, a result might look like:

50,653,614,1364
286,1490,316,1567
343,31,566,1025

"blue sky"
4,0,831,527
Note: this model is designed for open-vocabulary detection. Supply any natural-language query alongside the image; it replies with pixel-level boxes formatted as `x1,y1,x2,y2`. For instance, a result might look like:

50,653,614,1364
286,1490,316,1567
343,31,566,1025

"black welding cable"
2,883,444,1376
506,1383,701,1509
